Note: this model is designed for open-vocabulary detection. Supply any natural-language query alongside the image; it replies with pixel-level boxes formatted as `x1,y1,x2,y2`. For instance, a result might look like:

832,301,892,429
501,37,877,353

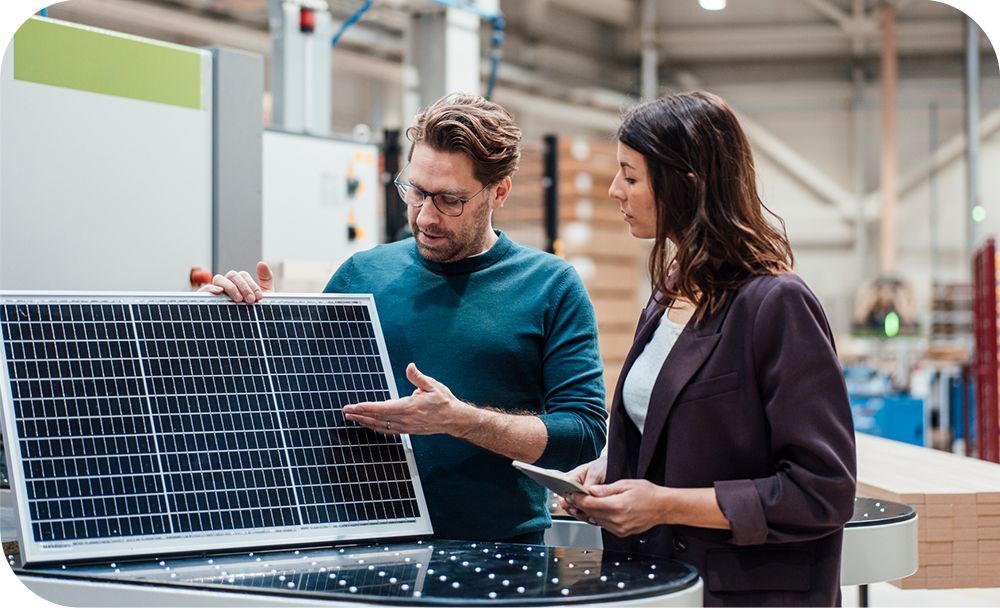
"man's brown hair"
406,93,522,186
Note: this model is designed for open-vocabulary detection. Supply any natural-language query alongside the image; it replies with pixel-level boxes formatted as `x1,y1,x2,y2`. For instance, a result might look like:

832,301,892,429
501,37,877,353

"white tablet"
512,460,589,497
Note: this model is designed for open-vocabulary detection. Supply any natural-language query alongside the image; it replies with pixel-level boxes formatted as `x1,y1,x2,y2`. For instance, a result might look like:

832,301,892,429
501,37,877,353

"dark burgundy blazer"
603,273,857,607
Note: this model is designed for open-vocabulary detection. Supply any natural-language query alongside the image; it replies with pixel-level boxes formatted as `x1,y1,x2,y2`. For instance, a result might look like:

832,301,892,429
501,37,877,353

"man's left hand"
342,363,475,436
566,479,671,538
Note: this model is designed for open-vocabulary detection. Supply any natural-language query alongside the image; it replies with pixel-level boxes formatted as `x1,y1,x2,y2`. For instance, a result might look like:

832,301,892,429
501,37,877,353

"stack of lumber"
856,432,1000,589
557,137,647,394
495,137,648,394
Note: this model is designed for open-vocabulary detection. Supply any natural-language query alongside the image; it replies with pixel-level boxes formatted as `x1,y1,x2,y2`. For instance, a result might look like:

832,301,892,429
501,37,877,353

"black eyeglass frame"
392,167,492,217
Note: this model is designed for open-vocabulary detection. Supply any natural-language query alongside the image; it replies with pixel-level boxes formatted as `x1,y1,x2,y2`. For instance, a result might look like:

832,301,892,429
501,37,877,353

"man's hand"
342,363,478,437
200,261,273,303
564,479,670,538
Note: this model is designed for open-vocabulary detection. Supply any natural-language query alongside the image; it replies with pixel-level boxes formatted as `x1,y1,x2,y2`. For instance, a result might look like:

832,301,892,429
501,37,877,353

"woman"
560,91,857,607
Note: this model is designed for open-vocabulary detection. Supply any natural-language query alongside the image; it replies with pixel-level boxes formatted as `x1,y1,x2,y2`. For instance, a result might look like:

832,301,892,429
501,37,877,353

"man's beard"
410,204,492,263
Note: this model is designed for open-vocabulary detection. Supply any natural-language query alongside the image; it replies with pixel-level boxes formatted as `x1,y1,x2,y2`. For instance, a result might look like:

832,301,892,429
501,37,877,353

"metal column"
543,134,559,256
268,0,333,134
640,0,658,100
403,2,489,122
211,47,264,276
383,129,408,242
964,15,981,257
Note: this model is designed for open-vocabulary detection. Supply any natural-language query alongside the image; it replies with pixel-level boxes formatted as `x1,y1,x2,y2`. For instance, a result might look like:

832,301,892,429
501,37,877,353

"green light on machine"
884,311,900,338
973,205,986,223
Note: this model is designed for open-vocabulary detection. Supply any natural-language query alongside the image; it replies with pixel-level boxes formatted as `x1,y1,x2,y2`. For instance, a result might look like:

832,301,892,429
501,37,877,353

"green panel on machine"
13,17,203,110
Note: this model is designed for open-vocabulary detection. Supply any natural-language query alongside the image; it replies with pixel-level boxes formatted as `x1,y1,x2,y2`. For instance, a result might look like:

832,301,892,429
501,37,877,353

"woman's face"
609,142,657,239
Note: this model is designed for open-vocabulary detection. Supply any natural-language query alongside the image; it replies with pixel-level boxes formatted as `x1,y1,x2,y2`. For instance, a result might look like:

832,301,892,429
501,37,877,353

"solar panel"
0,292,432,565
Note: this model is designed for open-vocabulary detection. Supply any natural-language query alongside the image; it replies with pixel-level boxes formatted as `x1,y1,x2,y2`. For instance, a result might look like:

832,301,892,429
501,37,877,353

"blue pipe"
39,7,48,17
484,15,505,100
331,0,374,48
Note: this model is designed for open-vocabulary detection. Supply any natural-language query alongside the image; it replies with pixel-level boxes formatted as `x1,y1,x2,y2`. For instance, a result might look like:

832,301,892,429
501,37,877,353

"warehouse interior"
1,0,1000,606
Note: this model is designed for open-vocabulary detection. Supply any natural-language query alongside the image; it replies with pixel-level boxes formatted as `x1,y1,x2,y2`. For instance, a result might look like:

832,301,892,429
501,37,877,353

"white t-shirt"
621,311,687,434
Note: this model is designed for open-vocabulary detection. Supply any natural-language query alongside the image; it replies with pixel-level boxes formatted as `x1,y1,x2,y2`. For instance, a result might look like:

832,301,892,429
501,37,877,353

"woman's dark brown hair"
618,90,794,322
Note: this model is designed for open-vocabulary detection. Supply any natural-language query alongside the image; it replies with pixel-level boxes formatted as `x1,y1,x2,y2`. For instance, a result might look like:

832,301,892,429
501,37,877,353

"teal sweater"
324,231,607,540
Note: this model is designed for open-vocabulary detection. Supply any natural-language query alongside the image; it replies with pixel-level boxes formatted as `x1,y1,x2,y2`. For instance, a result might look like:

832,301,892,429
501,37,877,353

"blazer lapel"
635,301,731,479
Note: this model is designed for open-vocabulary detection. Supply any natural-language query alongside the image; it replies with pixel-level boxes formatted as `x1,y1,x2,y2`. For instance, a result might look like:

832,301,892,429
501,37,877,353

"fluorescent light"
699,0,727,10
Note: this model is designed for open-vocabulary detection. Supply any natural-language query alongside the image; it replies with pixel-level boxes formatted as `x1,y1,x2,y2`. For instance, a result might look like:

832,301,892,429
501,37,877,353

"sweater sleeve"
714,277,857,545
533,267,609,470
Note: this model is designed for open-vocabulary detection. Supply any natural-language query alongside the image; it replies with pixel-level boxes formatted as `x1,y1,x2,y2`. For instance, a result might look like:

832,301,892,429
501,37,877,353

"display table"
841,497,918,606
12,539,702,607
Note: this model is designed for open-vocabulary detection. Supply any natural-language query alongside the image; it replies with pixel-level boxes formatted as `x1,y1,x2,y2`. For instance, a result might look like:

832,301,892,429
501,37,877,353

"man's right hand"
199,261,273,303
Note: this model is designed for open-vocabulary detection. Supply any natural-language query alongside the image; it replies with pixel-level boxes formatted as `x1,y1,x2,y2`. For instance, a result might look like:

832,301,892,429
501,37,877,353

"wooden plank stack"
856,432,1000,589
495,137,649,394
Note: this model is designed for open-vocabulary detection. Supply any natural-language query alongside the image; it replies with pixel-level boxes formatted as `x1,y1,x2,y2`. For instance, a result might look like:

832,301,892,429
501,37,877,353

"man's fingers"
256,261,274,293
223,270,252,303
343,398,408,417
406,363,437,392
346,413,400,435
212,274,243,302
234,270,259,303
242,270,263,301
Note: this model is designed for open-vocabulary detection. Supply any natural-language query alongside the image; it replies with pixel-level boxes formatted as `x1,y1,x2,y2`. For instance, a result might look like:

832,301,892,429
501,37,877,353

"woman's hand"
570,454,607,487
556,456,607,522
569,479,671,538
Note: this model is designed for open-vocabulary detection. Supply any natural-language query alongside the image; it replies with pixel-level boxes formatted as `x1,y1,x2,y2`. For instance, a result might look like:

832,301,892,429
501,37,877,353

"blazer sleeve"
713,276,857,545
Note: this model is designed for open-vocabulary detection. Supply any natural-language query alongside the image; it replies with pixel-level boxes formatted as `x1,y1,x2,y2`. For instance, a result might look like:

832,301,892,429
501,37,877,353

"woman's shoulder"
736,272,818,306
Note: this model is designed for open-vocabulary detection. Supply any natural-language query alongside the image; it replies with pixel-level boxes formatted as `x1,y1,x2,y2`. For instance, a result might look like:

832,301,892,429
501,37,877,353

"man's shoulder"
351,238,416,264
326,239,415,292
504,239,575,275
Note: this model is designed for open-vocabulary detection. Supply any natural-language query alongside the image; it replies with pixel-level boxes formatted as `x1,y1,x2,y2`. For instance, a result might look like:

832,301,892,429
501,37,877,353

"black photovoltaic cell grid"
0,296,424,559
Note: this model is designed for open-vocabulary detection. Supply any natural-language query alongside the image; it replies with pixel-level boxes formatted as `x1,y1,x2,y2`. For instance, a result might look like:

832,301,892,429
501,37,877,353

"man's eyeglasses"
393,170,491,217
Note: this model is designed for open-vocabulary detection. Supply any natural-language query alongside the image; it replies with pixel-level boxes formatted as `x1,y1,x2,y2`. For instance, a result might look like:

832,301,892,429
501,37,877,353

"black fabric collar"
415,230,514,275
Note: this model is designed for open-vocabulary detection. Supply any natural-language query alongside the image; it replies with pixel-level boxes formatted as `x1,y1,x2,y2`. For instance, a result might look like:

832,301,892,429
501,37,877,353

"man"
206,93,607,543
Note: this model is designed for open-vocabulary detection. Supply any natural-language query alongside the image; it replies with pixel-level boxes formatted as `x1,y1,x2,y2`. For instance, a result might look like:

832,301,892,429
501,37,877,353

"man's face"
406,143,498,263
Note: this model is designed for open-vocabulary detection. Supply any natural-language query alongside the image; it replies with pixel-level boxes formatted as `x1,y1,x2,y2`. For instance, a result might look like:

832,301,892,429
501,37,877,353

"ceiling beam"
657,19,969,61
800,0,853,32
545,0,634,27
860,106,1000,222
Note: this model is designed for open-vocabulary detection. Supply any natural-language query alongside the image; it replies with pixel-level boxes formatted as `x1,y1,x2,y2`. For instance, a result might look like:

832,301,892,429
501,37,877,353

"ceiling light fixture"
699,0,727,10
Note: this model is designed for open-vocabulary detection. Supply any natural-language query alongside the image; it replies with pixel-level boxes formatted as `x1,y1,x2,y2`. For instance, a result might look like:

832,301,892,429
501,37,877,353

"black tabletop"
847,496,916,528
17,539,699,605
